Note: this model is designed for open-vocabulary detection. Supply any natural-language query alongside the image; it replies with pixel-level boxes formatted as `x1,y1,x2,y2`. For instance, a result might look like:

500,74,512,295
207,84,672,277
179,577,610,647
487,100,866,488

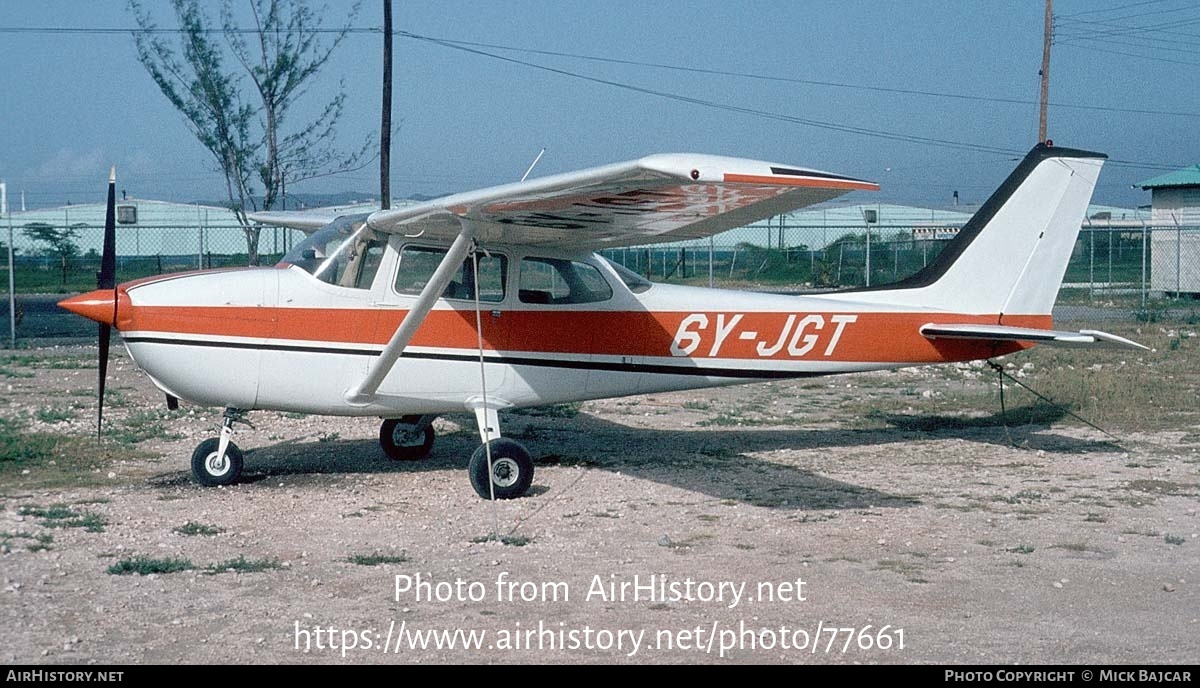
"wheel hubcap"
393,426,422,447
206,452,230,477
491,458,519,488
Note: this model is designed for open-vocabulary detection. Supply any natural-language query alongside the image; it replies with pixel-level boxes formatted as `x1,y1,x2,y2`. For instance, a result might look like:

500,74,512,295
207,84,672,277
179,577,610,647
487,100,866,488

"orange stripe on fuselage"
120,304,1048,364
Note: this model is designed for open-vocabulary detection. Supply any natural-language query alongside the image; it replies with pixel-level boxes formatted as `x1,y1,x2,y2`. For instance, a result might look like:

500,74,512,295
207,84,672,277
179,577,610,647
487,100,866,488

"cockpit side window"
394,245,507,302
518,257,613,304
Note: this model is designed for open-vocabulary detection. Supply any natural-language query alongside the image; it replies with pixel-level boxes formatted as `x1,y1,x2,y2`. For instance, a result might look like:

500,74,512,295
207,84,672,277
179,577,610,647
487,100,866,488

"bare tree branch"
129,0,366,265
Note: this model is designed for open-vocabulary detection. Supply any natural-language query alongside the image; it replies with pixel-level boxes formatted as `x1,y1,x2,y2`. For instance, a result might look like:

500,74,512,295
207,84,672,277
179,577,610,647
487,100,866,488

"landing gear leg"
467,405,533,500
191,408,248,487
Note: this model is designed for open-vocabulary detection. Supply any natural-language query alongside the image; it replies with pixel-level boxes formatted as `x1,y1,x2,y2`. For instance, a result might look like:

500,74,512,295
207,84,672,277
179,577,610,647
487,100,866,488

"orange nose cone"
59,289,118,326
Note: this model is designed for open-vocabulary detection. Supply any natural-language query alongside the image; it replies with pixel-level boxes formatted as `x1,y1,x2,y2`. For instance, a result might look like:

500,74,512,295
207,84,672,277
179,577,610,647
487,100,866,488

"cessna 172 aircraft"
60,142,1143,500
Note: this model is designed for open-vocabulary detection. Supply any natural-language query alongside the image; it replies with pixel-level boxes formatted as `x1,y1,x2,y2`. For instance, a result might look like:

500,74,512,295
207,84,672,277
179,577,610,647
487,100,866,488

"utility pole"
380,0,393,210
1038,0,1052,143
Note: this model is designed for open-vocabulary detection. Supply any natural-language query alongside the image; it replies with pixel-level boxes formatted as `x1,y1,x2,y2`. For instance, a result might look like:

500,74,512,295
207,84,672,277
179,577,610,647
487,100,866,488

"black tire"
191,437,244,487
379,417,434,460
468,438,534,500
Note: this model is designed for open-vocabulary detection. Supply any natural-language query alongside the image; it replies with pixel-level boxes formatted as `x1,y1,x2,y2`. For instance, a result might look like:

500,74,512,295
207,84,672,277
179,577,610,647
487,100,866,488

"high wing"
248,208,372,233
340,153,875,406
363,153,878,249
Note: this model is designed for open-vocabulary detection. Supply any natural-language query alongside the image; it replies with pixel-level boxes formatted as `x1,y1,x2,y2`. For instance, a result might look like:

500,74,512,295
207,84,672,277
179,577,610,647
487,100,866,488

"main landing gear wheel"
191,437,244,487
468,438,533,500
379,416,435,460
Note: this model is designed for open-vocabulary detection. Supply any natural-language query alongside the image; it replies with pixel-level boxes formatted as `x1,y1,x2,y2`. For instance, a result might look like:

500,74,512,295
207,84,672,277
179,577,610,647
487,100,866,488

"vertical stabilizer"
850,144,1106,319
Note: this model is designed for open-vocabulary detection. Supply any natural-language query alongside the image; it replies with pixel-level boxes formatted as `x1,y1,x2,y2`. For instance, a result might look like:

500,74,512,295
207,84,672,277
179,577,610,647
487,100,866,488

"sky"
1,1,1197,211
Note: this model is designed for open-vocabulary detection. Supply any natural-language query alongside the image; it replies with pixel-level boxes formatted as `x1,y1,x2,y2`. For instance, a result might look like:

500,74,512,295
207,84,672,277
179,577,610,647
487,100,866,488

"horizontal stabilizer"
920,323,1149,350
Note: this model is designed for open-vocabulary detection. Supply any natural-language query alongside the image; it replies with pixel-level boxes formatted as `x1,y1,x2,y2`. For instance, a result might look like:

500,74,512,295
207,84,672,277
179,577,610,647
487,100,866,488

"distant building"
1139,164,1200,294
8,198,241,256
1139,164,1200,225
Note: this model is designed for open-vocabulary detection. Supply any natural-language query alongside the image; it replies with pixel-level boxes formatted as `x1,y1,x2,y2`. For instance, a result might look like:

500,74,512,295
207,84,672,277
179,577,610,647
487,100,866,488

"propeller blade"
98,167,116,291
96,166,117,437
98,323,110,437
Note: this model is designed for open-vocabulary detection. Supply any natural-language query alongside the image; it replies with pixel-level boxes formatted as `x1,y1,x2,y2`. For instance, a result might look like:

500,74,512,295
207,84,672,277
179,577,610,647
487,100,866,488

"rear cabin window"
519,258,613,304
394,246,507,302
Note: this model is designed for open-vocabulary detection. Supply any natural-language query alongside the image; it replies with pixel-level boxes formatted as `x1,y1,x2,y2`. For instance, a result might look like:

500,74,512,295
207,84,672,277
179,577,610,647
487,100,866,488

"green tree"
129,0,369,265
22,223,80,285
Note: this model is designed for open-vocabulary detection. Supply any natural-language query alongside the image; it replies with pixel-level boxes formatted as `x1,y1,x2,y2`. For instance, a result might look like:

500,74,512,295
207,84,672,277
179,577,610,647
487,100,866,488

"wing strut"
345,228,475,405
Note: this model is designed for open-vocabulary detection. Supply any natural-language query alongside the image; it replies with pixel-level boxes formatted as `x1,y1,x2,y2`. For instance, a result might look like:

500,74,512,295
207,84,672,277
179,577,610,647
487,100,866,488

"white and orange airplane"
60,143,1143,499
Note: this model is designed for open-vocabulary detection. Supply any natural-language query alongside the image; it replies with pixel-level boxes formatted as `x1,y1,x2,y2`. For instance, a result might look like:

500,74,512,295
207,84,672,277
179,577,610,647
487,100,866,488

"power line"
394,31,1200,121
404,32,1183,171
0,24,1188,171
2,24,1197,120
1058,40,1200,67
1057,0,1177,19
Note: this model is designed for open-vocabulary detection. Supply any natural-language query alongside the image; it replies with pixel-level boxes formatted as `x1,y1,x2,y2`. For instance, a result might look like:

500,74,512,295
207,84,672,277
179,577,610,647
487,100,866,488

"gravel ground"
1,346,1197,664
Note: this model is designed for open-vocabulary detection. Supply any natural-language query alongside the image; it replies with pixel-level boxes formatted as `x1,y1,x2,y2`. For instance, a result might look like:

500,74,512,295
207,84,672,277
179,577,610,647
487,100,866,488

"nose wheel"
191,408,248,486
191,437,244,486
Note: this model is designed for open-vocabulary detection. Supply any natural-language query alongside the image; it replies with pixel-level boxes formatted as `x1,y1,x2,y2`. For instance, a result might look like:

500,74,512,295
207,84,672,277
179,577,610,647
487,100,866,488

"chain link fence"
2,220,1198,342
599,224,1200,322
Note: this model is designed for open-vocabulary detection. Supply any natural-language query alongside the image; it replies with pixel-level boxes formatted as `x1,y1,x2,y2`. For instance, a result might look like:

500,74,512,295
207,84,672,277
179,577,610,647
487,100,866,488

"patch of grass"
0,418,59,466
107,556,195,575
347,552,410,566
48,513,106,533
35,406,75,424
1084,512,1107,523
173,521,224,537
1164,534,1186,546
471,534,533,547
682,400,712,411
318,432,340,443
0,366,35,379
206,555,282,574
17,504,106,532
874,558,929,583
105,410,183,446
1006,544,1036,554
1050,542,1106,554
1,531,53,552
18,504,76,520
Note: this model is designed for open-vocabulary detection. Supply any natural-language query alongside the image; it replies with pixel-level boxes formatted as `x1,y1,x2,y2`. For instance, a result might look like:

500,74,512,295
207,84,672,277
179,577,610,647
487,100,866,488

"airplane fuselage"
102,245,1033,418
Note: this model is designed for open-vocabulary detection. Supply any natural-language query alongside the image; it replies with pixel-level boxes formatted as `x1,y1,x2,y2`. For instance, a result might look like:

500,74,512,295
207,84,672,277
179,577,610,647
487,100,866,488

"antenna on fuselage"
520,148,547,182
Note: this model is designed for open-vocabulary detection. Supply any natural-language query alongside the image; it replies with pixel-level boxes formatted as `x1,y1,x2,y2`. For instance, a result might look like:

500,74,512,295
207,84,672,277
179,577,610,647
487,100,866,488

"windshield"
280,214,386,289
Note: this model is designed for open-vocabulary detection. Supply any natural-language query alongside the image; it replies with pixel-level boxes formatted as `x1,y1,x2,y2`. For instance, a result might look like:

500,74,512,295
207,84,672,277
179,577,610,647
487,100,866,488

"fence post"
1141,221,1147,308
7,211,14,347
1176,218,1183,297
708,236,714,288
1088,228,1095,302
